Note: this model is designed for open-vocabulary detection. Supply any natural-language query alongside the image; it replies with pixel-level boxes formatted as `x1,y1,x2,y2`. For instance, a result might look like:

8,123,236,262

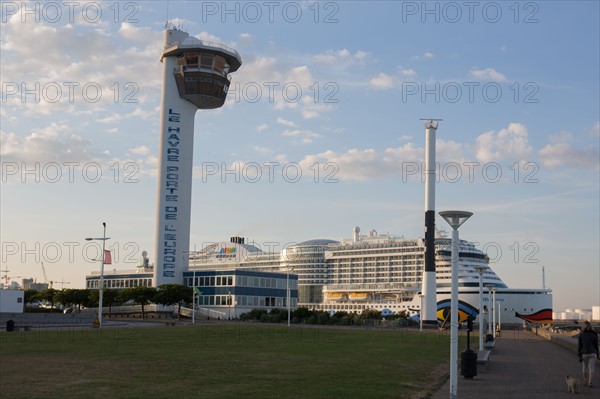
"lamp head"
439,210,473,230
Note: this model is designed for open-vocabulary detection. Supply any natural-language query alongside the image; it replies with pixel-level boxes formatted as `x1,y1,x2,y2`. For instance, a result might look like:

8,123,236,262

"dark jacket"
578,330,599,357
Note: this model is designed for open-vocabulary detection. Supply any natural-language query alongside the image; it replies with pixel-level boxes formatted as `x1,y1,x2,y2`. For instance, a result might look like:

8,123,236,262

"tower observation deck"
162,34,242,109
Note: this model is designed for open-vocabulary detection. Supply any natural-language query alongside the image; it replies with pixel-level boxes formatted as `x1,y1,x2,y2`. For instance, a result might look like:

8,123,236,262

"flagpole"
99,223,106,328
192,270,196,325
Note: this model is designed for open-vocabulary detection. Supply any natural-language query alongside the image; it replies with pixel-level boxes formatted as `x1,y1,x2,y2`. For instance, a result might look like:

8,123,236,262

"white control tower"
154,27,242,286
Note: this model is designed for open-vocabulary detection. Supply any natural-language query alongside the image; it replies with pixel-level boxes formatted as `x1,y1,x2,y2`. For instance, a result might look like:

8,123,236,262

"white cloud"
539,135,599,169
401,68,417,79
424,52,434,59
97,115,122,124
293,138,470,181
0,13,163,119
469,68,507,82
128,107,155,121
231,54,336,119
282,129,321,144
300,98,333,120
548,132,573,143
0,123,106,164
129,145,151,156
369,73,395,89
252,146,272,154
312,49,371,66
276,117,298,128
233,56,281,85
287,65,314,89
475,123,531,163
195,31,224,45
118,23,158,43
256,124,269,132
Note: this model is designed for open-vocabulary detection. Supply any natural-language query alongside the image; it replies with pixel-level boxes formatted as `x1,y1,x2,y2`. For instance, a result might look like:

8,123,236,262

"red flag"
104,249,112,265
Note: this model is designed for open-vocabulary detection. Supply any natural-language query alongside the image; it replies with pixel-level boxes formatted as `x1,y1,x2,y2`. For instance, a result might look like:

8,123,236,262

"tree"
154,284,192,318
54,289,75,309
24,289,39,307
89,289,121,316
55,289,92,311
119,286,156,319
35,288,57,309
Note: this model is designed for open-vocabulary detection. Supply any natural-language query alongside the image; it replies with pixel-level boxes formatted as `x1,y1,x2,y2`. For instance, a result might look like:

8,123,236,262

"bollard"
460,349,478,379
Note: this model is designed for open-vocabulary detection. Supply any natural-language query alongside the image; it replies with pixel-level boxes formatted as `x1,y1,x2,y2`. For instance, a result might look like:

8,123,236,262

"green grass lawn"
0,323,461,399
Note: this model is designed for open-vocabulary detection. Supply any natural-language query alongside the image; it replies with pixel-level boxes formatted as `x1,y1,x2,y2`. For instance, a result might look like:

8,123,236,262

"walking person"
578,321,599,387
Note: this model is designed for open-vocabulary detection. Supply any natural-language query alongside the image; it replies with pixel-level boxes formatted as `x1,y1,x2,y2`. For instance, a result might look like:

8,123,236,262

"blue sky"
1,1,598,311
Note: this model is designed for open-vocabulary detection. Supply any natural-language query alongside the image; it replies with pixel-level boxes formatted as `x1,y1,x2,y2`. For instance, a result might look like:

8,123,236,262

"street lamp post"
86,222,110,328
419,294,425,332
492,288,497,337
228,291,232,320
473,265,487,353
485,284,493,337
497,300,502,335
286,266,295,327
440,210,473,399
192,270,197,325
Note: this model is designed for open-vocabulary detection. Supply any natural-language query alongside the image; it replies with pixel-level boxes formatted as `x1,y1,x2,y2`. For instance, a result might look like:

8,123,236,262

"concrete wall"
1,312,96,329
0,290,24,313
534,327,578,353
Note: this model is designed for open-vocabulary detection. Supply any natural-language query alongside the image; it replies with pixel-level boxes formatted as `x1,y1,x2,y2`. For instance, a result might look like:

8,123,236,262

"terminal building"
85,237,298,319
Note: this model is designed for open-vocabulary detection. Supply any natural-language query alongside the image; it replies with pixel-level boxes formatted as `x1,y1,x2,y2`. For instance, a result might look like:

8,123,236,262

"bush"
238,307,412,327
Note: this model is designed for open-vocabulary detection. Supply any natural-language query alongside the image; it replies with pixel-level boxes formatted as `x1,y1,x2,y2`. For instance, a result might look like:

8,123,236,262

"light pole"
419,294,425,332
473,265,487,353
228,291,232,320
485,284,493,337
192,270,197,325
440,210,473,399
497,300,502,335
86,222,110,328
492,288,497,337
287,266,295,327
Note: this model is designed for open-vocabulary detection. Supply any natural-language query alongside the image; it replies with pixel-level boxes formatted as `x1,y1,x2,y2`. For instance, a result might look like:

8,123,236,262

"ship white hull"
320,288,552,325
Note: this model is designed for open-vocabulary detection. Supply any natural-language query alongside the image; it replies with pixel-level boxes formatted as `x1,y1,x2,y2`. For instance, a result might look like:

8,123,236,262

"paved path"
431,329,599,399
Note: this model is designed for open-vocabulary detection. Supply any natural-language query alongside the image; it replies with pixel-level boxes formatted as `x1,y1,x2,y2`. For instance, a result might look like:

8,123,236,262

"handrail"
173,65,231,81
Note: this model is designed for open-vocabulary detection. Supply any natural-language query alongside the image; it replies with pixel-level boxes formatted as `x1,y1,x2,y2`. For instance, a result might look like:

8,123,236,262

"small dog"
566,375,580,394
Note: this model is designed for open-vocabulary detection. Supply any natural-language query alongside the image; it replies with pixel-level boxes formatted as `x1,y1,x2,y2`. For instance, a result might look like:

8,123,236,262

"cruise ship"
186,229,552,326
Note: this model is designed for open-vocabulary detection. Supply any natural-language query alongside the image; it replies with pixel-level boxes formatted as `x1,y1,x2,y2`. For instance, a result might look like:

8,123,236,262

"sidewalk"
431,328,599,399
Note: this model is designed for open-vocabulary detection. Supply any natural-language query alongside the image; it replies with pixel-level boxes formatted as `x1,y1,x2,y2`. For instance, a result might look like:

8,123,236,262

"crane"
41,262,52,288
56,278,71,289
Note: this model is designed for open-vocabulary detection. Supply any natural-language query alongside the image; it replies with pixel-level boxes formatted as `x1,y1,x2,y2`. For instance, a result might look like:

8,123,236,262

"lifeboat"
325,292,348,302
349,292,372,301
